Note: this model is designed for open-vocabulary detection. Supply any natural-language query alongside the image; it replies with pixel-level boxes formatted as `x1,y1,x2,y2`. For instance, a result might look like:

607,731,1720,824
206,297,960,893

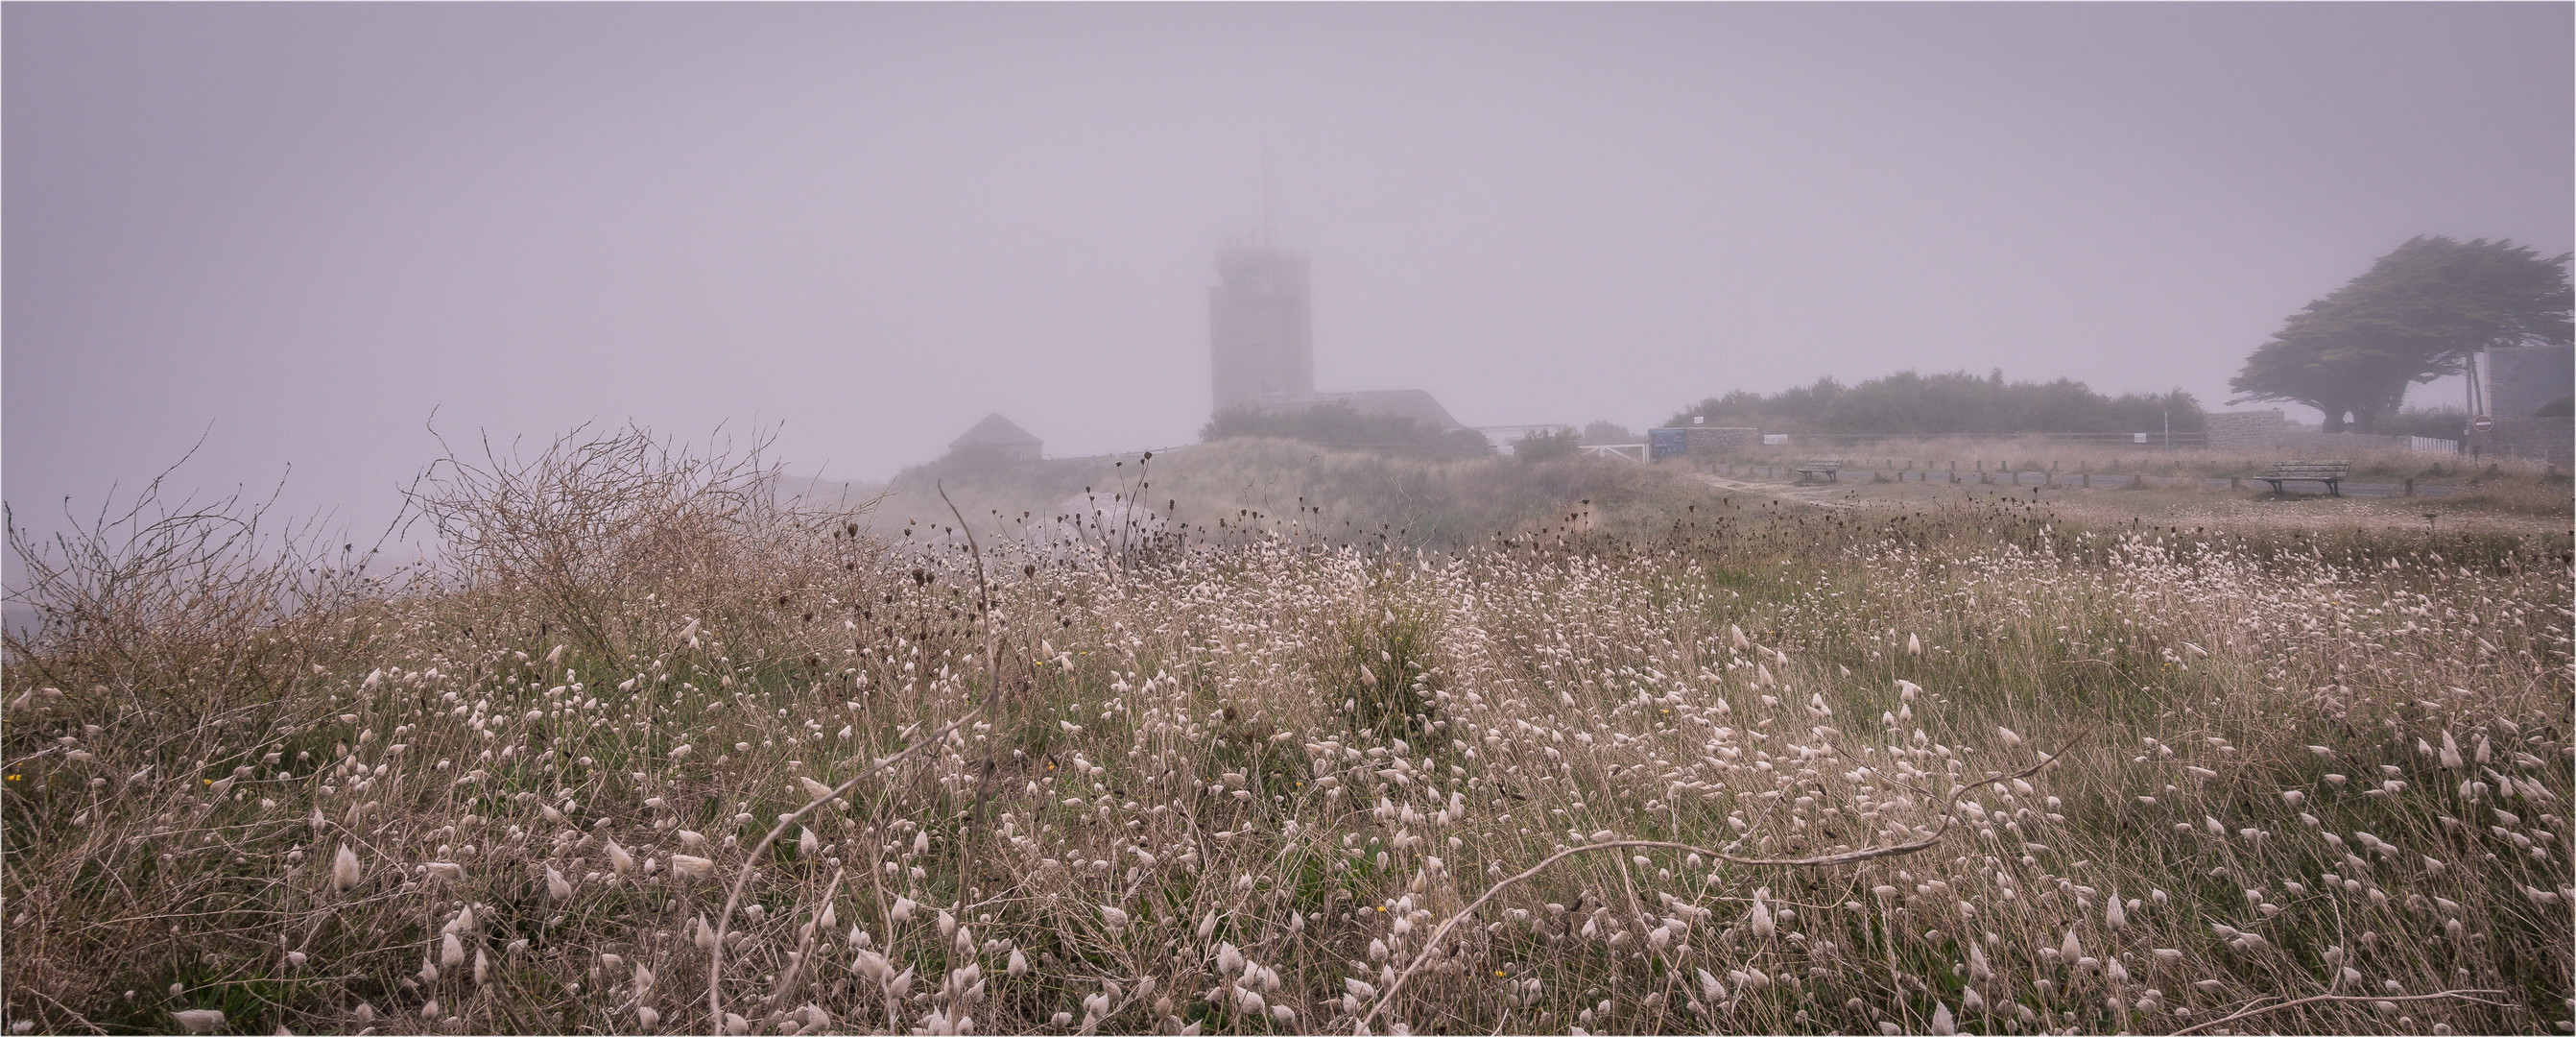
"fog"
7,4,2569,559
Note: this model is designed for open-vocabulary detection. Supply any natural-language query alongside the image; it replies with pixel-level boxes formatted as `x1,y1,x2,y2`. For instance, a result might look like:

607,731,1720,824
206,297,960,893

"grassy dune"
861,437,1715,552
4,429,2569,1036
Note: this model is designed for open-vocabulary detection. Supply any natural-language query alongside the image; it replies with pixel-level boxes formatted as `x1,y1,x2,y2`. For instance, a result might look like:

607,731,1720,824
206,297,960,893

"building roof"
949,413,1042,448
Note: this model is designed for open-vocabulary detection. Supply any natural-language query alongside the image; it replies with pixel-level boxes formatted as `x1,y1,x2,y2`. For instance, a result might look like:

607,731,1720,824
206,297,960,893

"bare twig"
942,483,1009,834
759,867,844,1011
1359,730,2086,1031
2167,989,2510,1036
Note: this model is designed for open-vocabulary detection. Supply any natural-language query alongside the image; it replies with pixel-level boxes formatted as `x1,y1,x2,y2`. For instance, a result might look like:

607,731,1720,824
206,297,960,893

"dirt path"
1695,470,2571,538
1691,472,1867,510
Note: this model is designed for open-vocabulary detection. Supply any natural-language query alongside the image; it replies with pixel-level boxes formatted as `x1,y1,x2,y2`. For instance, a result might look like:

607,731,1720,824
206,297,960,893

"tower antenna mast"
1260,150,1274,247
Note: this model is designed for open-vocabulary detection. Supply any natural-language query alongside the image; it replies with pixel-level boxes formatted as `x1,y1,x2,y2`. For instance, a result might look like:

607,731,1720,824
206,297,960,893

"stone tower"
1208,242,1313,415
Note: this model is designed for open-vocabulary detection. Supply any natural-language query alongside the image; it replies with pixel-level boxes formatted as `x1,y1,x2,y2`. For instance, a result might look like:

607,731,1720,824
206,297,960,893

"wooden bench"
1793,458,1847,483
2256,460,2350,496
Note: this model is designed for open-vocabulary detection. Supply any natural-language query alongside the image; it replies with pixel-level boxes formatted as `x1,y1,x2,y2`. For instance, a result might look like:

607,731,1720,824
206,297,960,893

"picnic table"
1794,459,1847,483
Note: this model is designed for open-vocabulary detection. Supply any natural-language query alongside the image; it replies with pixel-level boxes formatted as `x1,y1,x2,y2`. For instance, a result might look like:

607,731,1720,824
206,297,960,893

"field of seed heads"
4,495,2569,1037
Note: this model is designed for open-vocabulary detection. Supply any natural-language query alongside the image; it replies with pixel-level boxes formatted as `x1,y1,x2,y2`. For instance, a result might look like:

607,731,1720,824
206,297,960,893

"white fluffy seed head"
331,844,362,892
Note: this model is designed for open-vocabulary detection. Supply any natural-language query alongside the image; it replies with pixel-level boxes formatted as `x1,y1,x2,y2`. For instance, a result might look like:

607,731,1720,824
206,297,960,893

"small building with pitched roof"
948,413,1042,463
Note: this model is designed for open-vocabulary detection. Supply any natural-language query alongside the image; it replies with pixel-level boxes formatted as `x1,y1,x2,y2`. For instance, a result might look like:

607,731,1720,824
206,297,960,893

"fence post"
2403,478,2415,496
2081,472,2090,489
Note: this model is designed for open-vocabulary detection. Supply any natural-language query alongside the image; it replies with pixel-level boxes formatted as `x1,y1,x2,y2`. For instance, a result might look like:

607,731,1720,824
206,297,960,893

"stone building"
2486,344,2573,418
2470,345,2572,464
946,413,1042,463
1206,239,1464,430
1208,242,1315,415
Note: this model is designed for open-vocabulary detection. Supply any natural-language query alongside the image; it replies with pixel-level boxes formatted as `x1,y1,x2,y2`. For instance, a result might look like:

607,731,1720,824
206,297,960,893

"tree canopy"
2230,236,2571,433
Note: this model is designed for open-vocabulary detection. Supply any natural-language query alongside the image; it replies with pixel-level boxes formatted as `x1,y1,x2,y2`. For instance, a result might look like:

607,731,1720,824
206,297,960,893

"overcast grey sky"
7,3,2569,548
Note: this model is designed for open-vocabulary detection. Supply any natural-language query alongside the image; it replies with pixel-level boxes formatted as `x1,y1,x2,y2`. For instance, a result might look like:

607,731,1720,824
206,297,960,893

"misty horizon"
7,4,2569,553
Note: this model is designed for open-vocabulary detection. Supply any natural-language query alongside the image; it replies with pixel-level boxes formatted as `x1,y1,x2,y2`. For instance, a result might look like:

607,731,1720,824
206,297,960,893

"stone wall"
2472,418,2575,466
2205,410,2288,451
1682,426,1762,451
2205,410,2437,456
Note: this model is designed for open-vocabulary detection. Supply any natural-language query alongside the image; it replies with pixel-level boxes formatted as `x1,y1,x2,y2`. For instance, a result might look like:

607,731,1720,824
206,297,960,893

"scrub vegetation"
5,425,2569,1036
1669,372,2206,438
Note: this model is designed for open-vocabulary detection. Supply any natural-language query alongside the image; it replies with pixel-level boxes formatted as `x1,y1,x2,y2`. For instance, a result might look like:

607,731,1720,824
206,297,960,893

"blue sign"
1649,428,1688,460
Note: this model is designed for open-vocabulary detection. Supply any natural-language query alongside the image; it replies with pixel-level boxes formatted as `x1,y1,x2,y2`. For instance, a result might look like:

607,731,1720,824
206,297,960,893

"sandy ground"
1694,471,2574,538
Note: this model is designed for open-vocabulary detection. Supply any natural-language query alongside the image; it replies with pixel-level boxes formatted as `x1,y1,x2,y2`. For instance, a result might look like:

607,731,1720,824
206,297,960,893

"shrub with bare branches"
410,422,875,660
4,442,404,716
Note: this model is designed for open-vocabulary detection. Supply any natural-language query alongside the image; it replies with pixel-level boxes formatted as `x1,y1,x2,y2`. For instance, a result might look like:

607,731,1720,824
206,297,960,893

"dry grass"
4,426,2569,1036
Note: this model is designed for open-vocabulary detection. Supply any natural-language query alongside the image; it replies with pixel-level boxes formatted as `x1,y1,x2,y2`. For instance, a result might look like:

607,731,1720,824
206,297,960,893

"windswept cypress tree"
2230,236,2570,433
